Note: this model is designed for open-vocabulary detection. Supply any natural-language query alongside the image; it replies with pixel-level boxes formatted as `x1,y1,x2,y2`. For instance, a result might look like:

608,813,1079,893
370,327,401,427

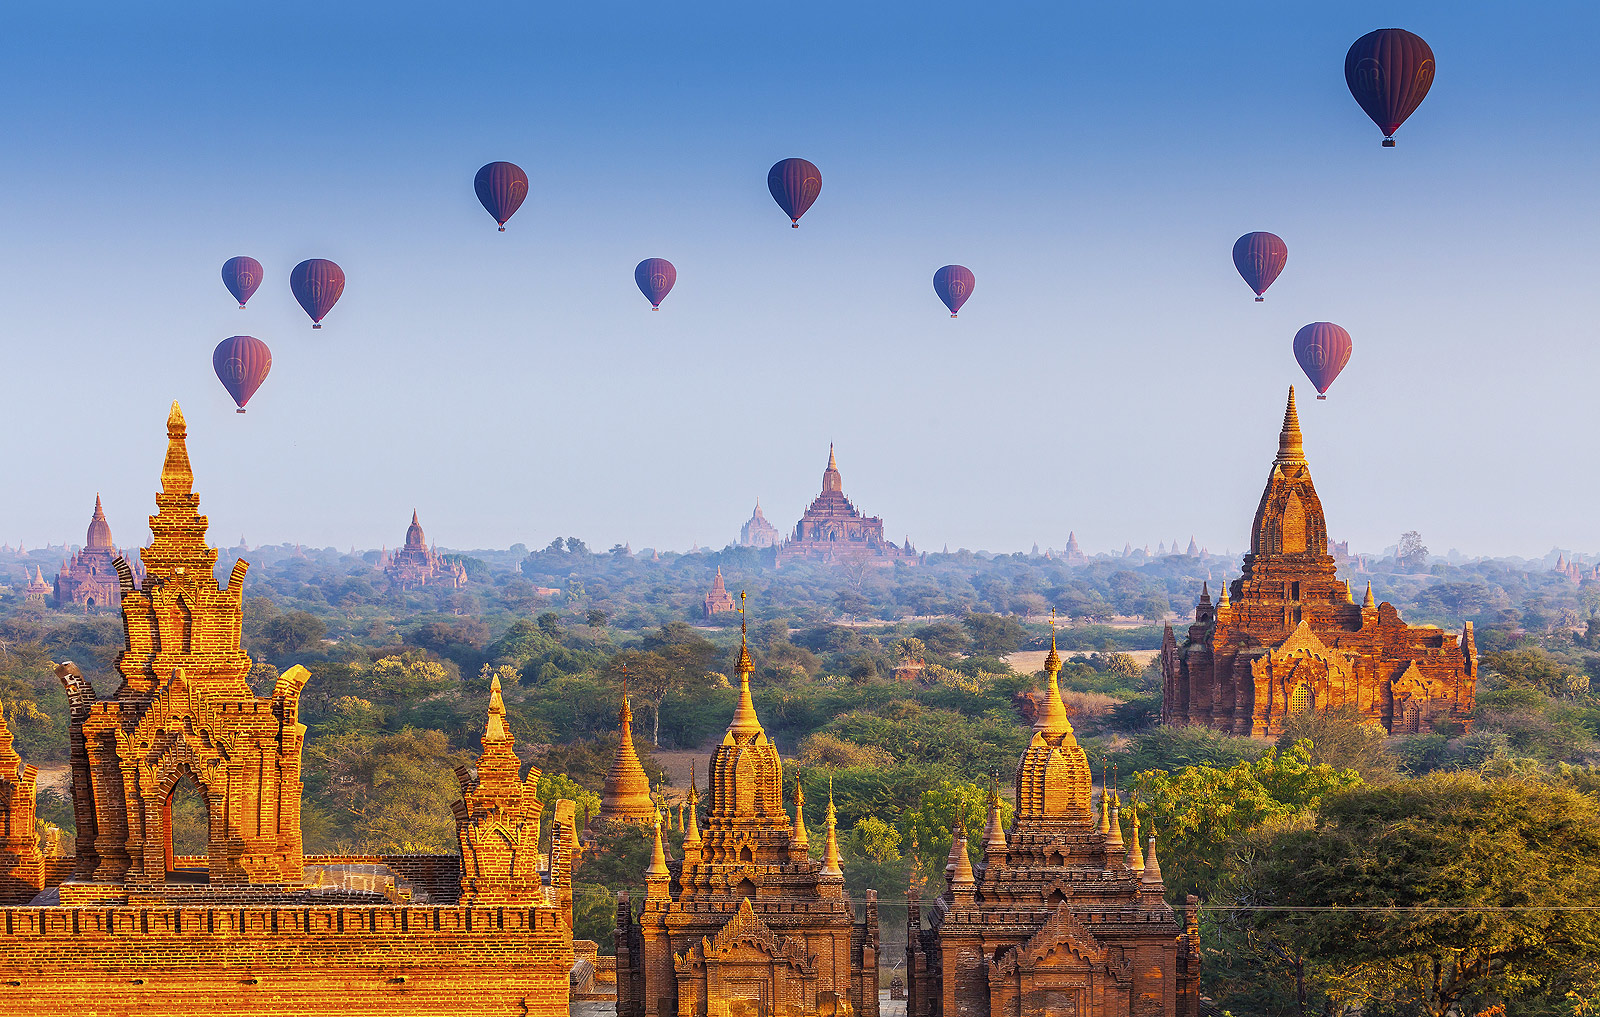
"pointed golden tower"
597,668,657,825
1013,609,1091,826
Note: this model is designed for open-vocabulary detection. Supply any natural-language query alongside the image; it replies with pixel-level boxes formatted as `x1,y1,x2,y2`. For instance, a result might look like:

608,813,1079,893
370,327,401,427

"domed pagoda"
54,495,124,611
908,617,1201,1017
616,596,879,1017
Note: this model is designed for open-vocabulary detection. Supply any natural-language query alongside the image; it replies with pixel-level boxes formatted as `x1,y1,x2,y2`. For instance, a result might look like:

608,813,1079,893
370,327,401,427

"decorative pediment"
703,898,815,974
1007,903,1131,981
1392,661,1444,702
1276,620,1330,661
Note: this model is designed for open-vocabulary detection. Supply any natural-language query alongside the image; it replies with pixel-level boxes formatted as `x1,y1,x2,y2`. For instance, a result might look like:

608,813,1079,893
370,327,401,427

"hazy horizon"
3,2,1595,559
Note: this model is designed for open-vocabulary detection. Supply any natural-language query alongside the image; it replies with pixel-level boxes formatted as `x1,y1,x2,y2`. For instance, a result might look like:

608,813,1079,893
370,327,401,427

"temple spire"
1143,830,1163,884
598,665,656,824
728,591,763,736
644,810,670,894
982,776,1007,854
684,761,702,846
1276,386,1306,465
1034,609,1072,737
483,672,508,743
1217,581,1231,608
1364,581,1376,609
1106,791,1125,854
820,776,844,877
792,780,809,848
1124,798,1143,872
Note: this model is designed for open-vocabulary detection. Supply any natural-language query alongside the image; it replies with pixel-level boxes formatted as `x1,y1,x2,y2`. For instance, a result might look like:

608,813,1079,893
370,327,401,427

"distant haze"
2,3,1596,558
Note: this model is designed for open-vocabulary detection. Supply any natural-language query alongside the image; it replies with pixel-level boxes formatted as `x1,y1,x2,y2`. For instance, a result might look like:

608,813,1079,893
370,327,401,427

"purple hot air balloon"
768,158,822,227
289,259,345,329
1232,233,1288,301
1292,322,1353,399
221,256,263,309
213,335,272,413
933,265,976,317
635,258,677,310
1345,29,1436,147
475,161,529,231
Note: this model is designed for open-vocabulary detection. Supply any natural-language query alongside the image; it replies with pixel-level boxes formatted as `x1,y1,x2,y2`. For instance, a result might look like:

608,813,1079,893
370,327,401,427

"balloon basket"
1317,395,1327,400
236,409,246,414
1382,138,1395,148
312,323,322,329
238,303,247,309
1255,297,1264,302
652,305,659,311
791,222,799,228
950,313,957,318
498,226,506,232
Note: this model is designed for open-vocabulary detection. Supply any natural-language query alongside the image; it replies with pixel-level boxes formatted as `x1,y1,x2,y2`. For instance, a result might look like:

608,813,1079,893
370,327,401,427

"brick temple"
775,446,917,568
1160,388,1477,737
53,495,124,611
704,566,737,616
907,627,1201,1017
616,606,880,1017
740,500,782,548
383,510,467,591
0,403,577,1017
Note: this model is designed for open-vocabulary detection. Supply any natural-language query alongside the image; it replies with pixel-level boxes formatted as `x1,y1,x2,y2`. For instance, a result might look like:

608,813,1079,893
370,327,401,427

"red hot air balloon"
475,161,529,231
933,265,976,317
289,259,345,328
768,158,822,227
221,257,263,309
1345,29,1435,147
635,258,677,310
213,335,272,413
1232,233,1288,301
1292,323,1353,399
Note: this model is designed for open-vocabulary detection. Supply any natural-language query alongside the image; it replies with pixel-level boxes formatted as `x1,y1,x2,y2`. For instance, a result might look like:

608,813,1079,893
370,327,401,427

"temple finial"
1277,386,1305,464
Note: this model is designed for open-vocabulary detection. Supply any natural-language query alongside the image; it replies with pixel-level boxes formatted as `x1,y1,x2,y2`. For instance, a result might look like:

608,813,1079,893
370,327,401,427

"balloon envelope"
635,258,676,309
221,257,263,308
289,259,345,328
475,161,529,231
933,265,975,316
1345,29,1435,145
767,158,822,226
1292,323,1353,398
213,335,272,413
1232,233,1288,300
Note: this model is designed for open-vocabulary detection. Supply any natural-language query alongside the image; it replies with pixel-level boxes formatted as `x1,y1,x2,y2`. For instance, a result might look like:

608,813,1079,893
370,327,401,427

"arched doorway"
163,773,210,883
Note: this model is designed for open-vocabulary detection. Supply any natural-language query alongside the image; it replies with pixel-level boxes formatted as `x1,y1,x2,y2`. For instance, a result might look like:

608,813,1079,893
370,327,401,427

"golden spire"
792,780,809,847
728,591,762,736
645,810,670,892
949,830,975,889
1124,797,1143,872
1143,829,1163,885
483,672,508,742
1276,386,1306,465
1034,609,1072,737
1097,760,1112,836
1217,581,1230,608
599,664,656,823
1106,790,1124,854
1364,581,1376,609
820,775,843,877
982,775,1007,853
1343,579,1355,604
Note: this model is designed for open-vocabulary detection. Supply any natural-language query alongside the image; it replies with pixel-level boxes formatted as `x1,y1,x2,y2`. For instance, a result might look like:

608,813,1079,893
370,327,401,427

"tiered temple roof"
54,495,123,611
596,679,657,826
775,445,917,568
739,499,782,548
703,565,737,616
383,511,467,591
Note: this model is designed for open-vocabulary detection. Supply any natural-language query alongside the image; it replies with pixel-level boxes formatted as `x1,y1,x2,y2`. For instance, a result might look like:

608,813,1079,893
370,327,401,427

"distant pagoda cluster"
1161,389,1477,738
774,446,918,568
382,510,467,591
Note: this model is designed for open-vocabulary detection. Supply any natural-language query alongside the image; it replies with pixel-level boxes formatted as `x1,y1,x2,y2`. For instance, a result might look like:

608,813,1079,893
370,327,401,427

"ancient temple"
705,566,738,616
1063,532,1087,565
1161,388,1477,737
23,565,50,603
908,626,1200,1017
740,500,782,549
616,603,880,1017
54,495,123,610
0,402,579,1016
597,681,658,826
775,446,917,568
383,510,467,591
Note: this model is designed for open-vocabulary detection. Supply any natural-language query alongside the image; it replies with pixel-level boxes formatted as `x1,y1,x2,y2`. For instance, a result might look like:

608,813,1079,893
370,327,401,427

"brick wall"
0,904,573,1017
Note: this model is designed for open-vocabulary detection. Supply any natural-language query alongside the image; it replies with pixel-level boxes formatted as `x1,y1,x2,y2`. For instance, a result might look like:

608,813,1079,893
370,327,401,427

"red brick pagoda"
54,495,123,611
1161,388,1477,737
775,446,917,568
383,510,467,591
704,566,737,616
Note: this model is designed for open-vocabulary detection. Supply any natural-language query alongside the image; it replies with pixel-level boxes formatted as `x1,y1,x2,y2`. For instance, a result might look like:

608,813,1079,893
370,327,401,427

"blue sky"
1,2,1595,558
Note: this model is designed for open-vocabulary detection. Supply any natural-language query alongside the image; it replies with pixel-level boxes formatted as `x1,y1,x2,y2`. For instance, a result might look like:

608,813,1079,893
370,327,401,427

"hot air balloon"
1292,323,1353,399
1345,29,1435,147
221,257,263,309
213,335,272,413
289,259,345,329
1232,233,1287,301
933,265,975,317
635,259,676,310
767,158,822,227
475,161,529,231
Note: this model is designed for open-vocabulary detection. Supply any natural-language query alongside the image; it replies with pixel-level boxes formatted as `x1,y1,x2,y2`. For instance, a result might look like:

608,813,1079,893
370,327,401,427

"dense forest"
3,538,1600,1013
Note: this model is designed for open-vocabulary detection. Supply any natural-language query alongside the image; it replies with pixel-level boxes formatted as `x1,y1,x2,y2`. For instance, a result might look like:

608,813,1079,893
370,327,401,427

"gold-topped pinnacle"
1364,581,1376,609
167,400,186,435
1277,386,1305,465
792,780,808,847
1043,607,1062,676
820,776,843,877
1034,615,1073,737
484,672,508,742
727,592,764,738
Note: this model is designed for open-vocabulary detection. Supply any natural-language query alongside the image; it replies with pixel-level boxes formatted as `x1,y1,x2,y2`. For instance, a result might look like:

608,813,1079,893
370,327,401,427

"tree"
1398,530,1429,572
1242,774,1600,1016
586,609,610,630
963,613,1025,655
1275,706,1397,780
901,779,1010,878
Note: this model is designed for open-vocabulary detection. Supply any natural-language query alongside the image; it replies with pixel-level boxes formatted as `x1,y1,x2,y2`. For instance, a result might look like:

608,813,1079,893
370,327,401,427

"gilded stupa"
595,674,657,826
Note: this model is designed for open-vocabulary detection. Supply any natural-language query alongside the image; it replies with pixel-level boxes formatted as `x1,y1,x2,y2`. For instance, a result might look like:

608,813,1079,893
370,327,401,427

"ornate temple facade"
383,510,467,591
775,446,917,568
0,403,578,1017
616,617,880,1017
1161,389,1477,738
54,495,124,610
705,567,737,616
908,631,1200,1017
740,501,782,549
23,565,51,603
